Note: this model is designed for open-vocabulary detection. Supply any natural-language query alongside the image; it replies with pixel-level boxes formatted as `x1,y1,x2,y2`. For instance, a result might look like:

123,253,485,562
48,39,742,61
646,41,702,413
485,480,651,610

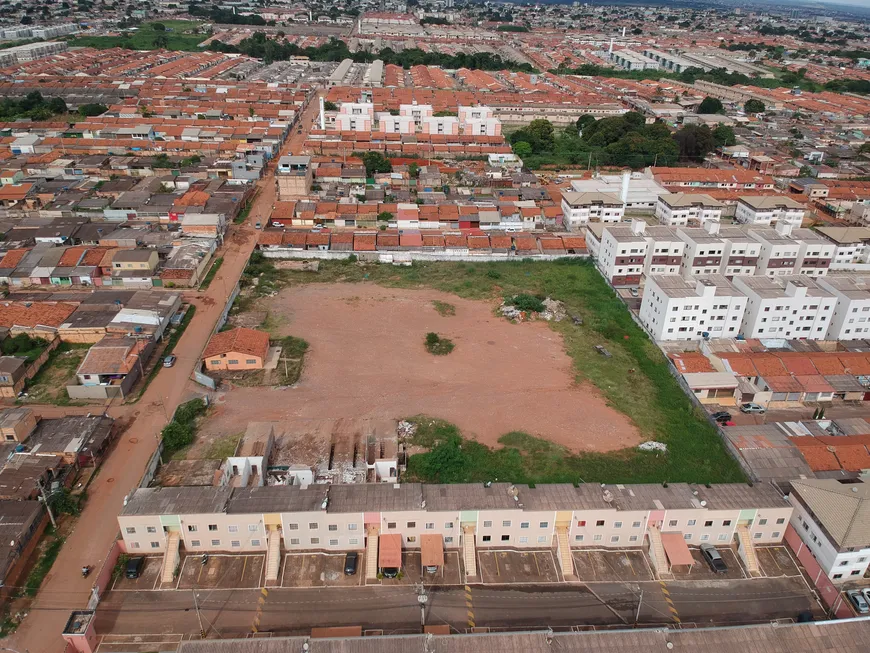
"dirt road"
204,284,641,453
6,93,324,653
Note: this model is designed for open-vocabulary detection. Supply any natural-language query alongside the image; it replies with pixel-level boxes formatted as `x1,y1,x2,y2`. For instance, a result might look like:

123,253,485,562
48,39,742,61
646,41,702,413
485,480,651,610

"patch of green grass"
22,533,64,598
234,188,260,224
432,300,456,316
277,258,743,484
20,342,91,406
424,332,454,356
68,21,205,51
198,257,224,291
204,432,241,460
280,335,309,359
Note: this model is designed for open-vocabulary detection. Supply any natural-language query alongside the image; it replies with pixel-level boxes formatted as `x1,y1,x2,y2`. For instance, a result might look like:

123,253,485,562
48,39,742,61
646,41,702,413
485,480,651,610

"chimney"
620,170,631,204
630,218,646,235
703,220,720,235
319,96,326,130
775,221,793,237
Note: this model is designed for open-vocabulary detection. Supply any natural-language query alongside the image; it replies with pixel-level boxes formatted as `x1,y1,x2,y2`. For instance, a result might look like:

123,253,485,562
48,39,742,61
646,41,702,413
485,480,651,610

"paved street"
6,94,324,653
93,577,821,638
710,402,870,426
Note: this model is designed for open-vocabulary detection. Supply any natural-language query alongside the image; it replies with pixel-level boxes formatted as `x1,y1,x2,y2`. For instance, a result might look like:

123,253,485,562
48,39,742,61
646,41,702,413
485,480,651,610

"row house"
648,167,776,191
117,482,791,582
735,196,806,228
655,193,723,227
639,275,747,342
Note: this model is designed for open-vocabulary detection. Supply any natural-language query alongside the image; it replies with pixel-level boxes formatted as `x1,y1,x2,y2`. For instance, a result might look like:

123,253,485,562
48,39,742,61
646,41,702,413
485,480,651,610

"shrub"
425,333,455,356
508,294,545,313
161,421,194,451
174,398,206,425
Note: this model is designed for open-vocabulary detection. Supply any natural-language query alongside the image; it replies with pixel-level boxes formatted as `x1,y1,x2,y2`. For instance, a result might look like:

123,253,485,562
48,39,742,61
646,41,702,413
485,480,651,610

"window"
231,540,241,548
309,523,318,530
704,521,713,527
611,535,620,543
251,539,260,547
191,540,201,547
596,520,605,527
833,573,843,579
753,532,762,539
501,535,510,542
483,521,492,528
187,525,197,532
246,359,256,365
700,534,710,541
387,522,396,529
228,360,239,365
211,539,220,547
593,534,603,542
577,520,586,527
130,542,141,549
146,526,156,534
775,518,785,525
502,521,511,528
614,521,623,529
407,522,416,528
519,537,529,544
289,523,299,530
575,535,584,542
125,527,136,535
772,531,781,539
248,524,258,532
669,520,678,527
521,522,530,529
445,537,453,544
482,535,491,542
717,534,728,541
408,536,417,543
228,525,238,533
310,538,320,545
348,524,358,531
723,520,731,527
851,570,862,576
445,522,454,529
539,521,548,529
151,541,160,548
537,536,547,543
684,534,691,541
349,538,359,545
632,521,642,528
328,525,337,532
687,520,696,527
290,538,300,545
425,523,435,530
629,535,638,542
839,560,849,566
329,539,339,546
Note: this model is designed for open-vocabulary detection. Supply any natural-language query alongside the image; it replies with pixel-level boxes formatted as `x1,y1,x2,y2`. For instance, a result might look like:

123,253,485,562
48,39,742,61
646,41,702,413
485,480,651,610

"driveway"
572,549,654,582
282,552,363,588
177,554,264,590
477,550,560,584
111,556,162,591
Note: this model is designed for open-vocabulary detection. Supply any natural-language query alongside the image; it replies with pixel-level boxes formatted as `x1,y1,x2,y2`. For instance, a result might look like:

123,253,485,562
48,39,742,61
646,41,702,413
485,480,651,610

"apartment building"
422,116,460,135
571,173,667,213
655,193,723,227
736,196,806,227
639,275,747,342
750,224,833,278
334,103,375,132
732,275,835,340
649,167,776,191
717,225,762,277
276,156,312,200
814,226,870,268
643,226,685,277
560,192,623,227
117,482,792,566
377,114,415,134
678,224,726,277
399,103,433,128
586,221,648,287
458,105,501,136
788,478,870,584
817,275,870,340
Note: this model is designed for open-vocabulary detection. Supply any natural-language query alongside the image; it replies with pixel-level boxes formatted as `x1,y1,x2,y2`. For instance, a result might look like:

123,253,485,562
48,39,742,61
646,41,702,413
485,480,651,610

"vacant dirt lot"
204,284,640,453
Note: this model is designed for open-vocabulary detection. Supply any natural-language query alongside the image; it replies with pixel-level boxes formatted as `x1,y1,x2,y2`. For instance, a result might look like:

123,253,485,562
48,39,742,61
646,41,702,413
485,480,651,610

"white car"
740,403,765,414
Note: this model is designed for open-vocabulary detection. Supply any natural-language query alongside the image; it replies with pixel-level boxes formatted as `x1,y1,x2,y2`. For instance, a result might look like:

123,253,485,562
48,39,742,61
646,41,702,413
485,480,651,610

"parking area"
756,546,802,578
111,556,162,591
670,547,745,580
282,552,364,588
176,554,264,590
477,550,560,584
571,549,654,583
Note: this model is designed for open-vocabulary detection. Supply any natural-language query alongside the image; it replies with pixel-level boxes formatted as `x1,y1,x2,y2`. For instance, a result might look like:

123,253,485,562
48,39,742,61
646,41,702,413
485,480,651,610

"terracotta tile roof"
795,375,834,393
0,248,30,269
57,246,87,267
669,352,716,374
81,248,109,266
807,354,846,376
778,355,819,376
0,301,77,329
764,376,803,392
174,190,210,207
837,353,870,375
750,353,788,377
258,231,284,246
160,268,194,280
353,233,376,251
793,442,841,472
306,233,329,246
0,183,32,201
77,337,147,375
833,444,870,472
203,327,269,361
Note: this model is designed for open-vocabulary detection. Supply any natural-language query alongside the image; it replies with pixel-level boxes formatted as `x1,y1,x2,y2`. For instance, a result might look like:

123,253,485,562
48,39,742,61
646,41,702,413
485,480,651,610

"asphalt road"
94,577,821,637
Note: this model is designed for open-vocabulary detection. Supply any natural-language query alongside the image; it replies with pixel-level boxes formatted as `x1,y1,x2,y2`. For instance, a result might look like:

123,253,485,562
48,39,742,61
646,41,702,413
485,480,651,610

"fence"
214,281,240,335
261,248,589,264
88,539,123,609
138,440,165,489
783,524,851,617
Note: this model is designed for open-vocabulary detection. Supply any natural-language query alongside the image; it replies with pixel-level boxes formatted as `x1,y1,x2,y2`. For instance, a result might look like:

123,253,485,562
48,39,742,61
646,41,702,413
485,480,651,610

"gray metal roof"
228,485,329,514
422,483,520,512
121,486,232,517
327,483,423,514
791,478,870,548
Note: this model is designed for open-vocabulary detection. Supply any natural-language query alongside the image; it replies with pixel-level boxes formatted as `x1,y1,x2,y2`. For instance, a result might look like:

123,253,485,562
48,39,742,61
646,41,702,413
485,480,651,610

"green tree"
407,162,419,178
697,96,724,114
674,124,716,160
360,152,392,176
78,103,107,117
526,119,555,151
377,211,393,222
712,124,737,147
323,100,338,111
744,98,766,113
799,165,816,178
152,32,169,48
512,141,533,158
152,22,166,31
575,114,596,132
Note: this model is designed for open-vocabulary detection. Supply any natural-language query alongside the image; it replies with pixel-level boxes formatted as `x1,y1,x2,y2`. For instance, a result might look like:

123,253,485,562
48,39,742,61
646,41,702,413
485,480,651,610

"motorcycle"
81,565,91,578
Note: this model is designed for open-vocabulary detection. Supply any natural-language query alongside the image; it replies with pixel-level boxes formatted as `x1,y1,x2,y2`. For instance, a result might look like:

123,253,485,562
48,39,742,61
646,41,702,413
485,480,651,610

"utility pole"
635,589,643,623
192,589,205,638
415,583,429,628
37,479,57,529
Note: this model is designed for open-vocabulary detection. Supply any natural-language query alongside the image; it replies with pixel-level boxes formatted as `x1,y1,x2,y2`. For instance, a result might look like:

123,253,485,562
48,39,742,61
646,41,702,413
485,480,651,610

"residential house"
203,328,270,371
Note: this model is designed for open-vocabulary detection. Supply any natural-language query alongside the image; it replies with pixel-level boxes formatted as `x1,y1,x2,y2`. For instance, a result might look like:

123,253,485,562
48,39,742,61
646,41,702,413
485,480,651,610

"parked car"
699,544,728,574
862,588,870,607
381,567,399,579
629,288,639,297
163,355,177,368
740,403,766,414
344,552,358,576
847,589,869,614
125,556,145,579
255,221,261,229
710,411,732,423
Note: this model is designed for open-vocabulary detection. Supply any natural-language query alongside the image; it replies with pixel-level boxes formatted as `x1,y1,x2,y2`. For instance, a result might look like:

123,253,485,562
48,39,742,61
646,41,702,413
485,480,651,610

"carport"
379,533,403,572
660,532,695,573
421,534,444,574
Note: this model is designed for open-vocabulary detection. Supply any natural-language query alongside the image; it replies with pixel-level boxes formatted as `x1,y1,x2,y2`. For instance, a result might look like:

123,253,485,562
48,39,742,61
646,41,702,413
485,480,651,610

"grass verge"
199,257,224,291
267,257,743,484
234,188,260,224
22,531,64,598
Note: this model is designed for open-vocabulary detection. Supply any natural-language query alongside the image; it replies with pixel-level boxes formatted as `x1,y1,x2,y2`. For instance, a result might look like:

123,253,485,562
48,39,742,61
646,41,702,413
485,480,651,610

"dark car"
711,411,732,423
344,552,358,576
125,556,145,579
382,567,399,579
700,544,727,574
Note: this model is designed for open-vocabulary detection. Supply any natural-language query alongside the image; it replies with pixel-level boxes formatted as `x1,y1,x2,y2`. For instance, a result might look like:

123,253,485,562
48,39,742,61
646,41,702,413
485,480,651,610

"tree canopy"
744,98,766,113
698,97,724,114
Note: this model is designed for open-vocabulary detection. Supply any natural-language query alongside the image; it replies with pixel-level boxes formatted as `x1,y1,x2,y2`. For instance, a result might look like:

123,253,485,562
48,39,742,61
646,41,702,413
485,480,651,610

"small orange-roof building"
203,327,270,371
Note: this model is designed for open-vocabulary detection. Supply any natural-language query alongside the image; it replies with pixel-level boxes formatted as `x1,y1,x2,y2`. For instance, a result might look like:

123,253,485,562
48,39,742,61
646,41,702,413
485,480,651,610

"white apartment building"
639,275,747,341
750,224,834,278
399,103,433,127
717,226,762,277
334,103,375,132
679,224,726,277
817,275,870,340
560,192,624,227
458,105,501,136
643,226,686,277
377,114,416,134
655,193,723,227
788,478,870,585
571,173,668,213
736,196,806,227
586,221,648,287
732,275,835,340
814,226,870,268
